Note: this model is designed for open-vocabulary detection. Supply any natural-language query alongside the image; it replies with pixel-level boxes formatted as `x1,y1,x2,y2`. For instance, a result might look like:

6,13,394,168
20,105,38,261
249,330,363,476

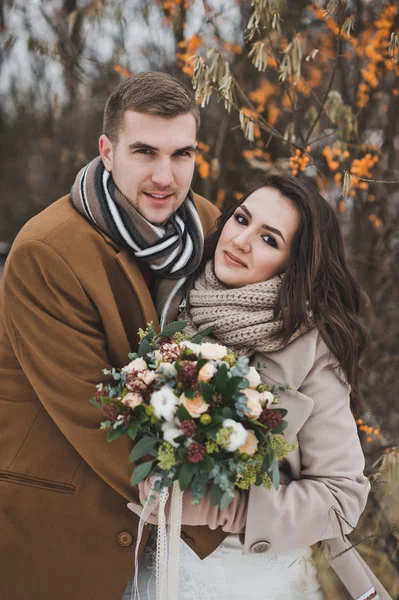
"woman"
128,175,388,600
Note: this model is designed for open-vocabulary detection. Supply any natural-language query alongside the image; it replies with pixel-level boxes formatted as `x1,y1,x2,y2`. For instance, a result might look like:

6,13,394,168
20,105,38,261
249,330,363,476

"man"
0,72,226,600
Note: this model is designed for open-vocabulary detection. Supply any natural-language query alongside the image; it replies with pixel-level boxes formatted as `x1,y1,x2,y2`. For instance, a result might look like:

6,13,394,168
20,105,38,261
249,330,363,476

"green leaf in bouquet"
196,357,209,372
199,382,213,404
131,460,154,486
184,388,195,400
261,446,274,473
89,397,102,408
178,461,195,491
224,376,242,400
272,419,288,434
222,406,233,419
210,483,223,506
275,408,288,418
271,458,280,490
107,425,125,442
98,396,113,404
129,436,158,463
220,490,234,510
198,454,214,472
214,364,229,394
190,325,214,344
177,404,192,422
137,338,152,358
159,321,187,338
127,420,141,440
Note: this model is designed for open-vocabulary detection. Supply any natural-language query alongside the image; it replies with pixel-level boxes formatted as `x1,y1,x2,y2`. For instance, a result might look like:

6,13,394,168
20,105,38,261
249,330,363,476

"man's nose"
151,159,174,188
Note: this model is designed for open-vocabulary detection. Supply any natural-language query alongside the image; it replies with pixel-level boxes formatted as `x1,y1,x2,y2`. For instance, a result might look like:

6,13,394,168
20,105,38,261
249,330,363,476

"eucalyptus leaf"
107,426,125,443
210,483,223,506
220,490,234,510
129,436,157,463
190,325,214,344
137,338,151,358
159,321,187,338
271,459,280,490
131,460,154,486
89,397,102,408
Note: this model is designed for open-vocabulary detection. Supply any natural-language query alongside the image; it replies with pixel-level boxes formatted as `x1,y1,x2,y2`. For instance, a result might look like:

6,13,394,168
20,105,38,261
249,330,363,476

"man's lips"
224,251,247,267
143,191,174,204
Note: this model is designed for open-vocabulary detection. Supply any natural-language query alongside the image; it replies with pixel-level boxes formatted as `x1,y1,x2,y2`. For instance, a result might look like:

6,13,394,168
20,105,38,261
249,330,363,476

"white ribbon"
132,480,184,600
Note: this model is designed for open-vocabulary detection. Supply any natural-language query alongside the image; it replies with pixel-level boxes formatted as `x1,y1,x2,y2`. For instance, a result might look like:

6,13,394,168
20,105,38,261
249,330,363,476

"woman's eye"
262,234,278,248
234,213,248,226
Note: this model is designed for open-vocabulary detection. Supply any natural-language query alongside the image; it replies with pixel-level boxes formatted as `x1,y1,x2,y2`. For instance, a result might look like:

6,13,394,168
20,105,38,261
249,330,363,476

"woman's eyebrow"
240,204,286,244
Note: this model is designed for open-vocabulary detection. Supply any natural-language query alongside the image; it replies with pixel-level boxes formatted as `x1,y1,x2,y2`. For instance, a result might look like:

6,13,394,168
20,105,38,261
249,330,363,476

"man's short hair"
103,71,200,144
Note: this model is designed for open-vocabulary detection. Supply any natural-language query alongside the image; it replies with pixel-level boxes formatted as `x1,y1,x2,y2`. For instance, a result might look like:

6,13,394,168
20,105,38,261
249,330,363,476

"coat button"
250,541,271,554
118,532,133,547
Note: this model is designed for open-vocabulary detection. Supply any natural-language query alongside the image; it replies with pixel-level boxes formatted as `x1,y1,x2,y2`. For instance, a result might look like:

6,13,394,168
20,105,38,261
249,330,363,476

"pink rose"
122,392,143,409
242,388,263,419
198,362,217,383
239,430,259,456
180,392,209,419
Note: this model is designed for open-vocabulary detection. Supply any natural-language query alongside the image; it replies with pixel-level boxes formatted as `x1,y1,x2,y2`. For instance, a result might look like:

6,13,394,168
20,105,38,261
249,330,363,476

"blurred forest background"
0,0,398,596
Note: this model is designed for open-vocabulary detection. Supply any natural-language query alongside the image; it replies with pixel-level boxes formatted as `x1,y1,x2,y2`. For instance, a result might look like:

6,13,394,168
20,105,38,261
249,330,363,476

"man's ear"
99,134,114,171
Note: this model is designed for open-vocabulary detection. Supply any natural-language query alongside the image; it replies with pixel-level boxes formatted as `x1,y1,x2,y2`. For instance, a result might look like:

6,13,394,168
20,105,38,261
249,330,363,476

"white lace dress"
122,532,324,600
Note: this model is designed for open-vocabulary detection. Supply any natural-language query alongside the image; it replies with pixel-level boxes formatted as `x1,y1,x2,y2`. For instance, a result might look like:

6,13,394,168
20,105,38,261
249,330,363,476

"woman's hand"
127,477,248,533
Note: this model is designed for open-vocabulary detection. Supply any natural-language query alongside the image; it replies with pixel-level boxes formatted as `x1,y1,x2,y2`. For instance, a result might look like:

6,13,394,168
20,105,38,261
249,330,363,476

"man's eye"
262,234,278,248
175,150,192,158
135,149,153,155
234,213,248,226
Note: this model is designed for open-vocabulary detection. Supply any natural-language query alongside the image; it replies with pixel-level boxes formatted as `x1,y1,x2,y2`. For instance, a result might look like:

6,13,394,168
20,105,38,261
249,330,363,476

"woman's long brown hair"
198,175,368,417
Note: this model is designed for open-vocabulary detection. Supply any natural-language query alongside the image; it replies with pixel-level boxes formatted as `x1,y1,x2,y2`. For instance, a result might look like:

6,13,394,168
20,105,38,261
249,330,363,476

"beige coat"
244,329,391,599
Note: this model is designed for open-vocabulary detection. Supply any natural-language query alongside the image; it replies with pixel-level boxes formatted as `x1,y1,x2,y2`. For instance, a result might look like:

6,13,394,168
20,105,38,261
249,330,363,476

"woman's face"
214,187,300,287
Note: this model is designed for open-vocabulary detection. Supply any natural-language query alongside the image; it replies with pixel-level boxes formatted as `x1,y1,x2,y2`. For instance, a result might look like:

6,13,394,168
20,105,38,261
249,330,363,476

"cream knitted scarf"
181,261,312,356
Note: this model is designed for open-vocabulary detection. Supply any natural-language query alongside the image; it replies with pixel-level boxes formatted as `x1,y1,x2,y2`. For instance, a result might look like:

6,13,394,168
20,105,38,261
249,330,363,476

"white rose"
222,418,248,452
199,342,227,361
122,357,148,374
122,392,143,409
150,387,179,422
198,362,217,383
242,388,262,419
259,390,274,407
180,341,201,355
246,366,262,389
162,421,181,448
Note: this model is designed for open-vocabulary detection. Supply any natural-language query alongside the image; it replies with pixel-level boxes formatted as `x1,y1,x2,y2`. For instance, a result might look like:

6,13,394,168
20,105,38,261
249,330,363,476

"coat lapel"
115,249,160,332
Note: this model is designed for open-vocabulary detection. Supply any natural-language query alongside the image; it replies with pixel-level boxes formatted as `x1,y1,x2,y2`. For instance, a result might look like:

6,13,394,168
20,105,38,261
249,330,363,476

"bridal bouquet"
91,321,294,508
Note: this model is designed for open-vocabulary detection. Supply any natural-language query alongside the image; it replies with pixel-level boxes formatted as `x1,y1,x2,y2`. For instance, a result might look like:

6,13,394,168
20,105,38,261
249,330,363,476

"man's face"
99,111,197,224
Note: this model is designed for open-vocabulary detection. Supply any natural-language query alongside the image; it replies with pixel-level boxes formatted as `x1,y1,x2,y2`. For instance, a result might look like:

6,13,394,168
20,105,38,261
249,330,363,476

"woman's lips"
224,251,247,267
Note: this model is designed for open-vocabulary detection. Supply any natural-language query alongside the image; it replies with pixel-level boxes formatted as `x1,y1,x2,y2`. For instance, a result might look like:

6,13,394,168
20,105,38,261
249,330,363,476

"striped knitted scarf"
70,156,204,327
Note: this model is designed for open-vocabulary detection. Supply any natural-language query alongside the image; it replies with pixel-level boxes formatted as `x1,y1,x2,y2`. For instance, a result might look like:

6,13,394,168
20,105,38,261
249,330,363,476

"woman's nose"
232,233,251,253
